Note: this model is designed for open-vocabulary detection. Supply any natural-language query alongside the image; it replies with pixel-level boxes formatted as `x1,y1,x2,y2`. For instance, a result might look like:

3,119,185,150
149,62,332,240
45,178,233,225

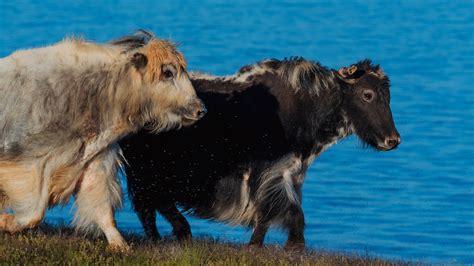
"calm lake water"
1,0,473,263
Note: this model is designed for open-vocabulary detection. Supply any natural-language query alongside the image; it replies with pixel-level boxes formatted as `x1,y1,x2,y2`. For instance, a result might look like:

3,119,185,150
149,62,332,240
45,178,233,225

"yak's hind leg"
158,204,192,241
0,161,47,232
73,144,127,249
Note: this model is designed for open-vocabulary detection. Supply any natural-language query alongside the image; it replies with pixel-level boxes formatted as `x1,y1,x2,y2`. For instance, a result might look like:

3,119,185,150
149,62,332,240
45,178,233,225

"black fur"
120,58,400,249
109,29,154,51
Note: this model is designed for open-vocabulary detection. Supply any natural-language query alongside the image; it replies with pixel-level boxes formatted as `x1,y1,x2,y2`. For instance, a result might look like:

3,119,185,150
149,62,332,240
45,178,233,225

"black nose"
193,101,206,119
384,136,401,149
196,106,207,118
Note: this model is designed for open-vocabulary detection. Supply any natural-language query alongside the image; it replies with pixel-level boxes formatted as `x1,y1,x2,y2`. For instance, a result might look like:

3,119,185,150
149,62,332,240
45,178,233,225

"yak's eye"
162,65,176,80
163,70,174,80
362,89,375,103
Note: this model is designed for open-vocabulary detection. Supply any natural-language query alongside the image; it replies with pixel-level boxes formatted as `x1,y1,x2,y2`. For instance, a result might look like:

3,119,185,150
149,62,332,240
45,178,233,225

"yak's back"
0,39,125,157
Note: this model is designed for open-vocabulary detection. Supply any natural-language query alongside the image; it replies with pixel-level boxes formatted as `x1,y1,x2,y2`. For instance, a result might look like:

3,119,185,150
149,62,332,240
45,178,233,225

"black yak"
121,58,400,249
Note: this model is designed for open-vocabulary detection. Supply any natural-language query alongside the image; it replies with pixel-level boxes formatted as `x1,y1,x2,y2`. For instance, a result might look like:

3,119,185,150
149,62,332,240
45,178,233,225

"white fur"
256,154,302,207
213,154,302,227
74,144,124,245
190,63,273,84
214,172,255,226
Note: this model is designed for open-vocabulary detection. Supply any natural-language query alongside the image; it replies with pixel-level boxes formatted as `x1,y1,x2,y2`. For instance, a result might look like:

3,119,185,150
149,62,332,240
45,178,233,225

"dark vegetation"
0,224,411,265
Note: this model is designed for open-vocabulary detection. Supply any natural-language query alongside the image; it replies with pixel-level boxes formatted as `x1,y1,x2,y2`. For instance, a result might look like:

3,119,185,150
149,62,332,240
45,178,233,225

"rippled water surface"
1,1,473,263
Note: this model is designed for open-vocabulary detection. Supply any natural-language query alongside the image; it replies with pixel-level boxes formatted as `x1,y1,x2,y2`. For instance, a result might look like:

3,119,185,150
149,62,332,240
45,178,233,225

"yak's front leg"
158,204,192,241
74,144,127,250
0,214,18,232
0,161,47,233
283,204,305,250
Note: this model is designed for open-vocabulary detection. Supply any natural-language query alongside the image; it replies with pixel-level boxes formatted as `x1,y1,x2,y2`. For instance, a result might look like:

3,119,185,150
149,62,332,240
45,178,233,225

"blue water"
1,0,473,263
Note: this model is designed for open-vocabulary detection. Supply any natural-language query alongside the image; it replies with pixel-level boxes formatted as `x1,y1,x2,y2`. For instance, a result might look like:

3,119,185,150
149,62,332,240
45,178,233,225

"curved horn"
347,65,357,75
338,65,359,83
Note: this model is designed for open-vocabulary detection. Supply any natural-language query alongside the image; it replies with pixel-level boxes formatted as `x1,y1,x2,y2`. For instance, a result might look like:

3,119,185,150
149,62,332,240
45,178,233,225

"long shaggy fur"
0,30,200,247
73,144,123,235
213,154,302,227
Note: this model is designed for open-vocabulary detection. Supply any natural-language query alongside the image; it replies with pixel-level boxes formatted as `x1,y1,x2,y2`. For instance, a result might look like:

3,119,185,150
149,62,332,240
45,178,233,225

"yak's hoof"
246,242,263,250
284,242,305,252
176,233,192,243
144,232,162,242
107,241,130,253
0,214,19,233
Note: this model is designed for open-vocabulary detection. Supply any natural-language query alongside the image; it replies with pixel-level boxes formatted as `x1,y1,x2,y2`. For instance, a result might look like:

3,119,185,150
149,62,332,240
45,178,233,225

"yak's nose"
384,135,401,149
196,106,207,118
193,100,207,119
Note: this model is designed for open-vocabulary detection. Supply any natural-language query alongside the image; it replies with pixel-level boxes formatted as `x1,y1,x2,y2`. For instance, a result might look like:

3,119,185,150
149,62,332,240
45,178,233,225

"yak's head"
128,37,206,131
338,60,400,151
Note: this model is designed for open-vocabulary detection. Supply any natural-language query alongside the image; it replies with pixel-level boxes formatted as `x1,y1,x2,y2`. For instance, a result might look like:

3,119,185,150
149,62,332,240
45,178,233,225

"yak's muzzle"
180,99,207,126
377,133,401,151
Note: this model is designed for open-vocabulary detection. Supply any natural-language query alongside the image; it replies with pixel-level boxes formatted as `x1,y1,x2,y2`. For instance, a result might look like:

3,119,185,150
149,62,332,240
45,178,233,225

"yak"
0,31,205,249
121,57,400,250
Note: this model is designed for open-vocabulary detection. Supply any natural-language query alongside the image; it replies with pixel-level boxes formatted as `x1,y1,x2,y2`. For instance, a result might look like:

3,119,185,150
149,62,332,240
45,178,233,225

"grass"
0,224,410,265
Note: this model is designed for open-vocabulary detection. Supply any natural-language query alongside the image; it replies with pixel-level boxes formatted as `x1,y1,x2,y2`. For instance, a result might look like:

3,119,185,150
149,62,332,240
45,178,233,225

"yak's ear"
131,52,148,69
372,67,385,78
338,65,365,83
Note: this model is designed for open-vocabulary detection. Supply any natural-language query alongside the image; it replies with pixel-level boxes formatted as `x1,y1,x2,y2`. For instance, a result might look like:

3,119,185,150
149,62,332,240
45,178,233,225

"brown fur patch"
140,40,187,82
0,214,17,232
48,166,78,205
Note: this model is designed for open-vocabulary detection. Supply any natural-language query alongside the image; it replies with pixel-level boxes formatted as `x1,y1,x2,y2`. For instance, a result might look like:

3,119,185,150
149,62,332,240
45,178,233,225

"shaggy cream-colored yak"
0,31,206,249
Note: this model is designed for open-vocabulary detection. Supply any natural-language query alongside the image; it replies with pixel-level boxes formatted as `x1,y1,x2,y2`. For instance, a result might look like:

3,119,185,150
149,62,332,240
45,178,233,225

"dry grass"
0,224,411,265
